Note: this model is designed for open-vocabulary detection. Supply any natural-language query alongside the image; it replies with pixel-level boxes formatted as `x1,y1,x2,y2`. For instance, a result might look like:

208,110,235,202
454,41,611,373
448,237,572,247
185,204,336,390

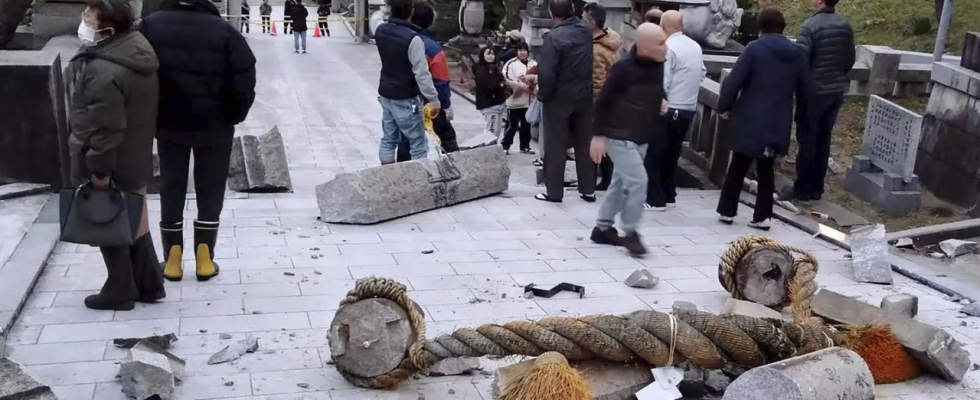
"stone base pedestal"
845,156,920,213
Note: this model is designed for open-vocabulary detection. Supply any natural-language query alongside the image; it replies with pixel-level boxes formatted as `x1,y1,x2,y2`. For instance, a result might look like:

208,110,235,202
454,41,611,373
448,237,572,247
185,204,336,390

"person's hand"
90,174,110,189
719,112,730,120
590,137,606,165
660,99,669,116
427,101,442,114
445,107,454,121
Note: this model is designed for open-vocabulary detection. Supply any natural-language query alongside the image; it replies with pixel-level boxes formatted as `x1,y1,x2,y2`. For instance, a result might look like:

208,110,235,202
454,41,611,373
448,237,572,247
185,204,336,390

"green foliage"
907,15,932,36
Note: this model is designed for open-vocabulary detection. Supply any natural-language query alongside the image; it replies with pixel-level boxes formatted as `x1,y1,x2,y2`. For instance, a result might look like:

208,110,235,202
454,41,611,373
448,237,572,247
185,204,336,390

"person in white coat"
501,41,537,155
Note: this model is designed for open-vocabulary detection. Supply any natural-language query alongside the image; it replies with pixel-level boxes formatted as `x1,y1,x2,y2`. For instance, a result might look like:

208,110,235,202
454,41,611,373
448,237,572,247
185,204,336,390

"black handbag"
59,182,143,247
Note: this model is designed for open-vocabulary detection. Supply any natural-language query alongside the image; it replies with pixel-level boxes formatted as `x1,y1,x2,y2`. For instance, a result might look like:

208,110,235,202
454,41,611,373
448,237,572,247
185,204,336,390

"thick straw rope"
718,235,821,325
334,277,843,389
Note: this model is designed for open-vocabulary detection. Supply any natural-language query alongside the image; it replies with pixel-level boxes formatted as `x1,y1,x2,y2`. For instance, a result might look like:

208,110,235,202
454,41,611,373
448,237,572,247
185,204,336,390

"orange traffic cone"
270,22,277,36
313,23,322,38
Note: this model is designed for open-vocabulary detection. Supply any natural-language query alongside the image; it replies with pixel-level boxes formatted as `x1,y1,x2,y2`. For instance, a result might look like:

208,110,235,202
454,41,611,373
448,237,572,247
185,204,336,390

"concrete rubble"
0,358,58,400
113,333,178,349
119,340,185,400
624,269,659,289
812,290,971,382
939,239,977,258
228,126,293,192
961,302,980,317
722,347,873,400
208,335,259,365
720,298,783,320
491,358,654,400
424,357,482,377
880,294,919,318
849,224,894,284
316,146,510,224
457,132,498,150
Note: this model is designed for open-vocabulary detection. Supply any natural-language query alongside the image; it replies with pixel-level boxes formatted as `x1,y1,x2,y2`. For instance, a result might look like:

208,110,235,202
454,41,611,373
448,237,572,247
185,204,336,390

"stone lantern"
458,0,485,36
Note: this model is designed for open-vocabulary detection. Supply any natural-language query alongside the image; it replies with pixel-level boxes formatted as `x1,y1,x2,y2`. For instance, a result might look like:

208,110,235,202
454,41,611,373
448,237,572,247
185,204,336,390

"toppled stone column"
327,298,414,380
849,224,893,284
722,347,873,400
228,126,293,192
0,358,58,400
317,146,510,224
880,294,918,318
812,290,971,382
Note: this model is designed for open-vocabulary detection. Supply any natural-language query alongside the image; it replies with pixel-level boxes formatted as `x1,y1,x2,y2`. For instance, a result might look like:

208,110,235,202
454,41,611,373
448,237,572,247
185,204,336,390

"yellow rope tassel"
499,352,592,400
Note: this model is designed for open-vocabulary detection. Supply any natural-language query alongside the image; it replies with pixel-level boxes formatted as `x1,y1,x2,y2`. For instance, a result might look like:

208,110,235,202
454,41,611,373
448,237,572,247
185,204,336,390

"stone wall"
915,61,980,216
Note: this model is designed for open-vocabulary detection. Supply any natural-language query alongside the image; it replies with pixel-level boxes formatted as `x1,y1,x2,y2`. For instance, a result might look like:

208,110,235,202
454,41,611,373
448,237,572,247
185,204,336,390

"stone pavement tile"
408,289,478,306
487,248,585,261
113,299,245,321
416,222,510,233
298,279,357,296
181,245,239,260
239,245,338,258
948,328,979,346
521,238,604,249
50,384,95,400
251,368,358,395
452,210,536,223
468,230,559,240
274,198,318,209
951,325,980,343
535,295,651,316
682,233,741,245
916,310,972,328
396,251,495,264
41,265,68,277
292,254,397,269
326,223,419,234
93,374,254,400
380,232,475,243
220,235,288,248
6,341,107,365
181,282,302,301
666,278,725,293
577,246,672,258
409,274,519,291
499,219,588,230
16,306,114,326
22,291,56,309
37,319,179,343
451,261,554,275
545,258,643,272
234,208,318,218
45,252,102,265
307,311,337,329
284,233,383,246
433,240,529,252
349,263,458,279
240,267,352,283
215,257,296,270
221,393,332,400
179,312,312,335
339,242,436,255
634,226,716,237
815,272,863,286
330,380,485,399
244,294,345,314
181,348,322,376
606,267,708,281
639,254,720,267
219,217,282,227
426,302,547,321
578,281,680,296
52,242,79,254
510,270,615,286
52,290,182,306
4,324,42,344
637,292,730,311
664,243,729,256
25,360,121,385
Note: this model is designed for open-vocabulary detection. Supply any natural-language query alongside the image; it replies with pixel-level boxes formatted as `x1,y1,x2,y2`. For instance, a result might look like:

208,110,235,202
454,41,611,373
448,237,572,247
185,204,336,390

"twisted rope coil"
718,235,821,324
334,277,843,389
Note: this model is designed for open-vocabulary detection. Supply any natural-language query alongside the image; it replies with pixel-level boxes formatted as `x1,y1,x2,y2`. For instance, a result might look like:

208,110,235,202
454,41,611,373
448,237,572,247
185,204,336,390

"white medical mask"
78,21,98,45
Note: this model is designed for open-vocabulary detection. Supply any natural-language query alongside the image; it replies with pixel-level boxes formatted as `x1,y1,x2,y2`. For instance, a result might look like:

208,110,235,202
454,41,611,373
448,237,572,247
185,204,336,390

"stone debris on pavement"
492,358,654,400
812,290,971,382
849,224,894,284
704,370,732,393
207,335,259,365
113,333,179,349
219,333,233,340
880,293,919,318
0,358,58,400
425,357,482,377
624,269,659,289
720,298,783,320
228,126,294,192
120,341,181,400
457,132,498,150
672,301,699,313
316,146,510,224
960,302,980,317
131,340,186,382
721,347,874,400
939,239,978,258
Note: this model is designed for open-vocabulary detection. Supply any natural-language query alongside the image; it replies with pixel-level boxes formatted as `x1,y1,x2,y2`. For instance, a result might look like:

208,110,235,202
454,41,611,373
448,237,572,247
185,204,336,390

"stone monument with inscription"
844,95,922,212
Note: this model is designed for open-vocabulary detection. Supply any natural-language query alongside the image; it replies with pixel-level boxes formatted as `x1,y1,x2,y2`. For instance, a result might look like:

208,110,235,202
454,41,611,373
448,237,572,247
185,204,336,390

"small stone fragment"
960,299,971,306
219,333,233,340
314,270,323,275
120,343,177,400
297,383,310,389
523,291,534,300
113,333,179,349
283,272,296,276
224,381,234,387
624,269,659,289
880,294,919,318
208,336,260,365
960,303,980,317
672,301,698,313
426,358,482,377
0,358,58,400
199,330,208,333
704,370,731,393
422,249,435,254
501,293,507,299
448,389,456,395
939,239,978,258
721,298,782,319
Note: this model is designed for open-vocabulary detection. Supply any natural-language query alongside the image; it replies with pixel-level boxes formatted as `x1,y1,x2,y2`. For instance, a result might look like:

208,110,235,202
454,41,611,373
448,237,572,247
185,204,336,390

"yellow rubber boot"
160,222,184,282
195,244,219,281
162,246,184,282
194,220,221,282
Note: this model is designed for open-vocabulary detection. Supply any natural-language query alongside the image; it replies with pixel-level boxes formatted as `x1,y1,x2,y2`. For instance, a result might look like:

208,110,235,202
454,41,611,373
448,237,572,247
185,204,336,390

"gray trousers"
596,139,648,233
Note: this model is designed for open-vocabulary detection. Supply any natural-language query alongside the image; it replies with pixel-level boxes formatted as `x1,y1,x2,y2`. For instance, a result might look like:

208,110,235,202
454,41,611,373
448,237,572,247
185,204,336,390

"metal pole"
354,0,367,42
933,0,954,62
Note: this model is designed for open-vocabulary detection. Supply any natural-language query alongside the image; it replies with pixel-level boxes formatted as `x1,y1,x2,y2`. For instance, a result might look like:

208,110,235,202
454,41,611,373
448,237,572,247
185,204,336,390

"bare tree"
0,0,33,49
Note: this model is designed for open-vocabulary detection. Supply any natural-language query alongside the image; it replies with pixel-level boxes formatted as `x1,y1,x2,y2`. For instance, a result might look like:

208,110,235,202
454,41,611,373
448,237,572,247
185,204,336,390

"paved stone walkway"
4,17,979,400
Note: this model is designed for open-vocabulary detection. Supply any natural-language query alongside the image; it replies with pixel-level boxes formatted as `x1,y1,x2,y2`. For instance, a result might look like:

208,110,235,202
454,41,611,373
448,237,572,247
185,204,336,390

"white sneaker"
644,203,666,212
748,219,771,231
666,201,677,209
718,214,734,224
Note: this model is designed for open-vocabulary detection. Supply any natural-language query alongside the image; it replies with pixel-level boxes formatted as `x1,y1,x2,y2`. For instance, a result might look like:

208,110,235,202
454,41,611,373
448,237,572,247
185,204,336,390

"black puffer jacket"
593,47,664,145
140,0,257,145
537,16,593,103
796,8,855,98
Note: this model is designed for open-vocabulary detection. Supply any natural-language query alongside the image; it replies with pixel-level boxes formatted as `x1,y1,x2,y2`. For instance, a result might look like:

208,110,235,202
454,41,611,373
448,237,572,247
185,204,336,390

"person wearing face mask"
67,0,165,310
588,22,668,257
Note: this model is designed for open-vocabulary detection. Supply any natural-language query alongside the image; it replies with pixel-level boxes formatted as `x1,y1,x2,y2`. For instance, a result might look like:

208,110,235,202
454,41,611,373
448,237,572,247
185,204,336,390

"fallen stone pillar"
722,347,873,400
317,146,510,224
811,290,971,382
880,294,918,318
849,224,893,284
228,126,293,192
0,358,58,399
492,357,653,400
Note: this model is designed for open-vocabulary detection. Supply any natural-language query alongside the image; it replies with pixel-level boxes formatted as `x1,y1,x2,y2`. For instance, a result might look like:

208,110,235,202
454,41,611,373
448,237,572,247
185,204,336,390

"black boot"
86,246,139,311
132,233,166,303
194,220,221,281
161,222,183,282
621,232,648,257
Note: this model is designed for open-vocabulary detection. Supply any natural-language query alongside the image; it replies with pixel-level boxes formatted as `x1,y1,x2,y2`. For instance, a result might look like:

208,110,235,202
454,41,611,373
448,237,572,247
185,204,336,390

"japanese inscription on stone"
860,95,923,182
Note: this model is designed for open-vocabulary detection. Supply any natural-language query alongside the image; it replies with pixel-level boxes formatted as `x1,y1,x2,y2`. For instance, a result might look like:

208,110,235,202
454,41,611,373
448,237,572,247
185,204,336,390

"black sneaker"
590,226,621,246
621,232,648,256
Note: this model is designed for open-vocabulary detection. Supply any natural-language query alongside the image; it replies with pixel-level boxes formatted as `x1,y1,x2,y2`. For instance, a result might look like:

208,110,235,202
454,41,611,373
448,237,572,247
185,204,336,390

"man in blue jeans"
589,23,668,256
374,0,441,164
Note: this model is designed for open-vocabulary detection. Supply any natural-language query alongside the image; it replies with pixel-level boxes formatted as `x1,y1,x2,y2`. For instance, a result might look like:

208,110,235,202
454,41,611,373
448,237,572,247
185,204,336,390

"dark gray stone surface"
120,344,175,400
845,167,921,213
850,224,894,284
722,348,873,400
962,32,980,73
0,357,57,399
228,126,293,192
881,294,919,318
317,146,510,224
327,298,413,379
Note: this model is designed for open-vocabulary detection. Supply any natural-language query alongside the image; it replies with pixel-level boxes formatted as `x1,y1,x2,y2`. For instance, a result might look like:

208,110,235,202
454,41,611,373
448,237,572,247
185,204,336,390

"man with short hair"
535,0,596,203
374,0,441,164
645,10,705,211
645,8,663,24
589,23,668,256
792,0,855,200
583,2,621,191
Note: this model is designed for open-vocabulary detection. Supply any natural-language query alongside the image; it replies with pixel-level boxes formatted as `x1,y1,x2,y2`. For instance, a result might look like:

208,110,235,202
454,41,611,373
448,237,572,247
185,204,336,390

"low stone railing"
682,77,733,186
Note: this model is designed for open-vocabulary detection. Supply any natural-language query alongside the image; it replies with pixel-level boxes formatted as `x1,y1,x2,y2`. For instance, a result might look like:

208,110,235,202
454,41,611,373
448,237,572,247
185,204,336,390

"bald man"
645,10,706,211
588,23,668,256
